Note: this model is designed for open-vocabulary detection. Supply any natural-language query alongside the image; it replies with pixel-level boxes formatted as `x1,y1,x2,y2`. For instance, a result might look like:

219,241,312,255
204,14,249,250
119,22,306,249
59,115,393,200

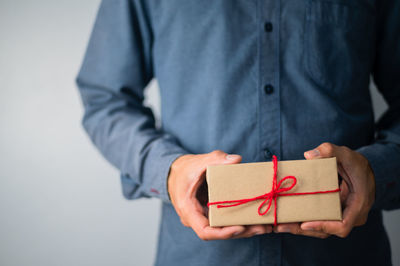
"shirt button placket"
261,18,279,160
258,4,281,163
258,1,282,265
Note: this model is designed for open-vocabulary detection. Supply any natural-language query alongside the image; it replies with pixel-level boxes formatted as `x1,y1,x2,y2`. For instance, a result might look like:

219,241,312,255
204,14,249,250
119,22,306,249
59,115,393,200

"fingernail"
305,149,320,158
302,226,315,231
226,154,241,161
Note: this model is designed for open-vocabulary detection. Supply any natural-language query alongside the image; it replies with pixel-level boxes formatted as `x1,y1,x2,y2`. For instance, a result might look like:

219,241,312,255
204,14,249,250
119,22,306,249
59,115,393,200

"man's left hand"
274,142,376,239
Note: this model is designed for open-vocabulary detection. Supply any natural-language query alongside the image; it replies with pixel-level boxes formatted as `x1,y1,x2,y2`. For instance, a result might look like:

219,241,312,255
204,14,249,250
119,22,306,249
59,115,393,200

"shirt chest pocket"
304,0,374,92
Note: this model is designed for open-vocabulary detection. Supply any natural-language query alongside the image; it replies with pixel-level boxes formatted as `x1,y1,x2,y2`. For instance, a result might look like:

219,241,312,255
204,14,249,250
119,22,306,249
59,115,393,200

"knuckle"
211,150,224,156
183,221,190,227
340,145,351,153
197,231,205,240
362,216,368,225
337,229,350,238
320,142,334,155
179,217,189,227
175,202,185,213
357,216,368,226
207,150,228,162
342,219,349,227
199,234,209,241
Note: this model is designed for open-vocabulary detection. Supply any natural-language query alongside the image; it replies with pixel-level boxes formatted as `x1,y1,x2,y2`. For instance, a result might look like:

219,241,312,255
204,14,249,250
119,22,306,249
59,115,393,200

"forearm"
357,141,400,210
77,79,188,201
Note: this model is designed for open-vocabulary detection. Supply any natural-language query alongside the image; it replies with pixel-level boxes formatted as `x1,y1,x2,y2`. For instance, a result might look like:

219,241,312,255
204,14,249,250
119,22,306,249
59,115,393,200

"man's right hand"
167,150,272,241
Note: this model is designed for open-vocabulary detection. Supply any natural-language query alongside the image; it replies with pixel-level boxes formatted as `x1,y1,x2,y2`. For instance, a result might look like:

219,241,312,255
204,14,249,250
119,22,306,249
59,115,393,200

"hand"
168,150,273,241
274,142,375,238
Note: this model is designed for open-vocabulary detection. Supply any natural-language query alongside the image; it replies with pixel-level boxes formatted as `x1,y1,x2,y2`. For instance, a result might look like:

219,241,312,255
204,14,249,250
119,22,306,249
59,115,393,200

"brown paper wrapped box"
206,157,342,227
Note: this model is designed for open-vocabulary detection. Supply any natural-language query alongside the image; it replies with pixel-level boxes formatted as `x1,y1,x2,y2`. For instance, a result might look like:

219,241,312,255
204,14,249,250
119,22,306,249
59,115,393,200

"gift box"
206,156,342,227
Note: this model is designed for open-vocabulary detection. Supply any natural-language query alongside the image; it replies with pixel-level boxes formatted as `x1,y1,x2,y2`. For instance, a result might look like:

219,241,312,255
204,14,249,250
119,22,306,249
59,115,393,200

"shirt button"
264,22,273,32
264,148,273,160
264,84,274,95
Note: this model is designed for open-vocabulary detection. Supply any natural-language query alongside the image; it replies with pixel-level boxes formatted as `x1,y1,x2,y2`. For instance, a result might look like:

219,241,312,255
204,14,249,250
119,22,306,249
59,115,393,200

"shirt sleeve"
356,0,400,210
76,0,188,202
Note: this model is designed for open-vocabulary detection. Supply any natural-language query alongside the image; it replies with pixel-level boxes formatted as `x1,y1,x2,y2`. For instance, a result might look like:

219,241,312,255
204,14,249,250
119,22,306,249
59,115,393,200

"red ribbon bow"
207,155,340,226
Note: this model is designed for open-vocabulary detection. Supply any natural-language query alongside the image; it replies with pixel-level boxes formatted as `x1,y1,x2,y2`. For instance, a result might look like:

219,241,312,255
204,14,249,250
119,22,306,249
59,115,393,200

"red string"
207,155,340,226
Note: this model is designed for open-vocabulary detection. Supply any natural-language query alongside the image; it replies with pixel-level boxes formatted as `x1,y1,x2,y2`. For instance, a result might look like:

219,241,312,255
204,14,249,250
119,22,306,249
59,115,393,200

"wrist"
167,154,193,200
357,152,376,210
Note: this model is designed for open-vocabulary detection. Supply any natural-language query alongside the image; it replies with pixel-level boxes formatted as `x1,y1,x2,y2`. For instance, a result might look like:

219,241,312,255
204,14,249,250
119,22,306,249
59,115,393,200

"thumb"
304,142,338,160
205,150,242,165
189,150,241,198
225,154,242,164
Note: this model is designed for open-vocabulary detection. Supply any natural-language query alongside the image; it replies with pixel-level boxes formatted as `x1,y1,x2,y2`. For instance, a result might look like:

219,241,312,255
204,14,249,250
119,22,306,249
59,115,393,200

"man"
77,1,400,265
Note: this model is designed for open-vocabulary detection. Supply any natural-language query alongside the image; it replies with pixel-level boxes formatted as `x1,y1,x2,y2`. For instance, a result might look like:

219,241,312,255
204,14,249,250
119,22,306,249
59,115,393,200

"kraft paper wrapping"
206,157,342,227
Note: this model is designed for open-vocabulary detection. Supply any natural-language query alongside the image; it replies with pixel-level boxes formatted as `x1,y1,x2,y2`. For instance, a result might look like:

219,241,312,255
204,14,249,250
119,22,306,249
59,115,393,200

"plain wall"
0,1,399,265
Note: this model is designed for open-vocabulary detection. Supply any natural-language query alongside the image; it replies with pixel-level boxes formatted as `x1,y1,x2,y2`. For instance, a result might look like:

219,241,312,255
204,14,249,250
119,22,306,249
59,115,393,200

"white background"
0,1,399,265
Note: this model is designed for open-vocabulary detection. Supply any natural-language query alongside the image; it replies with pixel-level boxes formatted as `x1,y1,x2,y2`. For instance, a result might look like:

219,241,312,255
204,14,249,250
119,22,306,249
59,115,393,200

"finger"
203,150,242,166
190,150,243,198
274,223,330,239
304,142,339,160
339,179,350,205
189,199,246,241
232,224,273,239
190,151,242,198
301,199,359,238
301,221,341,237
337,159,355,193
190,151,243,201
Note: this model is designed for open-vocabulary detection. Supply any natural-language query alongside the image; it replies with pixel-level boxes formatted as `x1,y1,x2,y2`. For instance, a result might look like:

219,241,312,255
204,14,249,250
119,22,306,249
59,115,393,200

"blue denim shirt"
77,1,400,265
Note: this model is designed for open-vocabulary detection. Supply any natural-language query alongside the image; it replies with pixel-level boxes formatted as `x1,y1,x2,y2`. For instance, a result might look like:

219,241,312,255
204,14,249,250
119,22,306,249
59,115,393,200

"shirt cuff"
120,134,189,203
357,142,400,210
